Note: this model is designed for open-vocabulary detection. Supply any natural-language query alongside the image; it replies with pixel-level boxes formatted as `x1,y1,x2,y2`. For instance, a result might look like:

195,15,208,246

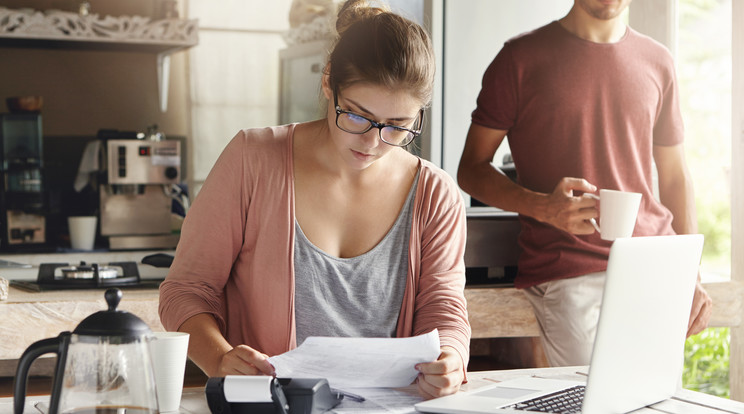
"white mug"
588,189,642,241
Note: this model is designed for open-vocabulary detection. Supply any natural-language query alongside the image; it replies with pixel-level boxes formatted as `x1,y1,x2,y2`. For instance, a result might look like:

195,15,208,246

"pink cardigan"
159,124,471,367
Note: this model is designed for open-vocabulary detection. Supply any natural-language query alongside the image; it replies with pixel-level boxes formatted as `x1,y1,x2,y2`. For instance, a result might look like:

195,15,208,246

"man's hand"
687,279,713,337
535,177,598,235
415,347,465,399
216,345,276,376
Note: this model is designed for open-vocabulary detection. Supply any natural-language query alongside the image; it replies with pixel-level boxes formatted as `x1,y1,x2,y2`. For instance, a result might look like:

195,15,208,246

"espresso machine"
0,113,46,249
100,138,182,249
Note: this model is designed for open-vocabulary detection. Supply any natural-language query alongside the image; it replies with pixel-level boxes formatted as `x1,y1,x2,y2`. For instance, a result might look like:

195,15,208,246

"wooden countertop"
1,280,740,354
0,283,534,376
3,284,160,304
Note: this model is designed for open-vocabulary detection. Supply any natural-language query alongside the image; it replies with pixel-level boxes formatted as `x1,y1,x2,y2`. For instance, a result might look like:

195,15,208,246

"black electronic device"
0,113,46,249
205,377,343,414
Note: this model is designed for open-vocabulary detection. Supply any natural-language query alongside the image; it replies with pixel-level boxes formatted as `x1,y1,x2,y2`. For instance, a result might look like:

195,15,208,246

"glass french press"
14,288,160,414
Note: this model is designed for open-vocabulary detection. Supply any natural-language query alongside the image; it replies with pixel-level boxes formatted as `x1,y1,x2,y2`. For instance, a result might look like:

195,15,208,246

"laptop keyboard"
503,385,585,413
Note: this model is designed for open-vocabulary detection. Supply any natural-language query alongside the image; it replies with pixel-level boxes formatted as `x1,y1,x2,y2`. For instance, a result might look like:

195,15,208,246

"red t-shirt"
472,21,679,288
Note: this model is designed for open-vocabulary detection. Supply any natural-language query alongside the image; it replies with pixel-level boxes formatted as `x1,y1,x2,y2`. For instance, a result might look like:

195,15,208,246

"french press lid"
73,288,152,338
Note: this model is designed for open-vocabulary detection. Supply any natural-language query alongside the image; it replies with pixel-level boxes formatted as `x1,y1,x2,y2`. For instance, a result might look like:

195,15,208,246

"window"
678,0,732,281
187,0,292,191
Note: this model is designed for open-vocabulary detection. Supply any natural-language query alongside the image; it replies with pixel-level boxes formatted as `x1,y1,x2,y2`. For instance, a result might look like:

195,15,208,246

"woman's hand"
216,344,276,376
415,346,465,399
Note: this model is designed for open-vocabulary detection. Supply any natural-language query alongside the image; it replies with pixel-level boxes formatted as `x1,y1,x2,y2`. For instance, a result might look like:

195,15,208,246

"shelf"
0,35,194,54
0,7,199,112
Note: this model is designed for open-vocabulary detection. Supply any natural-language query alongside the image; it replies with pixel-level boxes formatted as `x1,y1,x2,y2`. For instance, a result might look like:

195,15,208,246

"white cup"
149,331,190,413
68,216,97,250
588,189,642,241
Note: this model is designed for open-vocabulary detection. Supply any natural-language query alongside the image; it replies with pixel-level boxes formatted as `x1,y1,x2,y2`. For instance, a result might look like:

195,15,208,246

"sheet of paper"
330,386,422,414
268,330,440,389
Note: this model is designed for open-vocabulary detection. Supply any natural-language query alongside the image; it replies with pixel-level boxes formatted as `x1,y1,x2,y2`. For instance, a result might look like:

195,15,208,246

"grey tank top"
294,170,420,345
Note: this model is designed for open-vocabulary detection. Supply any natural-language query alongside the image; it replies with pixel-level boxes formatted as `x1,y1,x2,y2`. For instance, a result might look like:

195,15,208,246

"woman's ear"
321,63,332,100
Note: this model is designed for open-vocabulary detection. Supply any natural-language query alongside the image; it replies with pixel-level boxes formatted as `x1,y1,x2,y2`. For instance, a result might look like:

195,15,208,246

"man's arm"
653,143,712,336
654,143,697,234
457,123,597,235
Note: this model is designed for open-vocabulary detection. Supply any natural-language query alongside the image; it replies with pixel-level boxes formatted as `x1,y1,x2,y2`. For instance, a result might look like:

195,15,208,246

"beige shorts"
522,272,606,367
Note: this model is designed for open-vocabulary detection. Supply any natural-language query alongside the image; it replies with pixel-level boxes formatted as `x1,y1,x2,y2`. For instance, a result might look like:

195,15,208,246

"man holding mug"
457,0,712,366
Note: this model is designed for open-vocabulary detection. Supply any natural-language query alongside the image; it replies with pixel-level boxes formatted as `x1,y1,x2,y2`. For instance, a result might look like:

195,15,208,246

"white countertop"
5,367,743,414
0,250,174,281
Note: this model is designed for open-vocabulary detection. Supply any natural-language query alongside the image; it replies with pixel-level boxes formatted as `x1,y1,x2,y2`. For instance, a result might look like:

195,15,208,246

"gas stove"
11,260,163,292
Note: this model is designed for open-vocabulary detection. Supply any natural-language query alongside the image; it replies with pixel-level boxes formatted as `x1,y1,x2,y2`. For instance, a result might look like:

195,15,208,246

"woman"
159,0,470,399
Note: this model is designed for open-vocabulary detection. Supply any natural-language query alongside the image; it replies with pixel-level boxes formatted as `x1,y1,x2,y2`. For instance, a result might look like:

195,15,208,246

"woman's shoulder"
220,124,296,167
417,158,464,207
206,125,297,183
232,124,295,150
418,158,456,185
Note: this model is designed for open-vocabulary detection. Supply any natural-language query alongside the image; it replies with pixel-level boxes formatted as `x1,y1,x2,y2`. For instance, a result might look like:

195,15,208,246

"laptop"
415,234,704,414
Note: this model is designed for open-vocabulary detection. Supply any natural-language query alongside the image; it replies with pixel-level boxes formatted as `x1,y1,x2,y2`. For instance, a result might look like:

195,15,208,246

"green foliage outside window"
683,328,730,398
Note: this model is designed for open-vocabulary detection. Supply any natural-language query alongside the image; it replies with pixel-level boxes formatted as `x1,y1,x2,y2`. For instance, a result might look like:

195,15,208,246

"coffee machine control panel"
106,140,180,185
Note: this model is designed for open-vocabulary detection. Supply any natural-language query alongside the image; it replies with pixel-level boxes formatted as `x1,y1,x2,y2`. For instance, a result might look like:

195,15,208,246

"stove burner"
60,262,120,280
36,261,141,289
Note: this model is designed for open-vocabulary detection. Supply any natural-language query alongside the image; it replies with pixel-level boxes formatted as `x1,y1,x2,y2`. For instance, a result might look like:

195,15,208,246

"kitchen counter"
7,367,743,412
0,250,173,376
0,256,740,385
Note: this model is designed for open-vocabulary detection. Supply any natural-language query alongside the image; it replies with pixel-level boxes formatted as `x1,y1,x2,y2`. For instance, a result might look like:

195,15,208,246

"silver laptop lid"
582,234,703,413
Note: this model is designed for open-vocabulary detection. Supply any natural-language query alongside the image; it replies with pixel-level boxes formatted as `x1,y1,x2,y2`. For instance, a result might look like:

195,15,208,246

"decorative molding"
0,7,197,46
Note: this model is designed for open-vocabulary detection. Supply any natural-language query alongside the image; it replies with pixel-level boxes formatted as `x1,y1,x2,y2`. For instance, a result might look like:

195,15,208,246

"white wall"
440,0,573,200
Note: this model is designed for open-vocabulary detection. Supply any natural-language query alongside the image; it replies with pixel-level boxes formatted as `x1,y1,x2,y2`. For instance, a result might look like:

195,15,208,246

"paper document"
268,330,441,389
331,386,422,413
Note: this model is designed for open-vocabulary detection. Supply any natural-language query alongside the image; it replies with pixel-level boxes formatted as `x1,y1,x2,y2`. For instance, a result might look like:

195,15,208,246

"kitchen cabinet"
0,6,198,112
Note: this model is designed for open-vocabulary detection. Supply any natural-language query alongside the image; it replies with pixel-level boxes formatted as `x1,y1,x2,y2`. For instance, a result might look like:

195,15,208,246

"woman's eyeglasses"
334,90,423,147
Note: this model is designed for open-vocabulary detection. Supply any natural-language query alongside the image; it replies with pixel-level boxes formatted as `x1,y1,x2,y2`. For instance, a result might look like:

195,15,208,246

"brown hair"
327,0,435,106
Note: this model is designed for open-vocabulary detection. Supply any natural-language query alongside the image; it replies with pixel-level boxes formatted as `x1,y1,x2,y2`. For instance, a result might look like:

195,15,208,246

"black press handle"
14,332,71,414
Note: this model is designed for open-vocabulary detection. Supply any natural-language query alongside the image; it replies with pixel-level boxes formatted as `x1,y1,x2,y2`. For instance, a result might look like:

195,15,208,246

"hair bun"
335,0,389,37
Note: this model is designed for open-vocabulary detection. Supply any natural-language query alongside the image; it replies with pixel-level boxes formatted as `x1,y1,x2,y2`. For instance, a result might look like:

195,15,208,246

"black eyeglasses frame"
333,90,424,147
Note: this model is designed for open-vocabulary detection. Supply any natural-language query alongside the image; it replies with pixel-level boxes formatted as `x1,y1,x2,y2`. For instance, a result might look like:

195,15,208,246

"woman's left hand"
415,346,465,399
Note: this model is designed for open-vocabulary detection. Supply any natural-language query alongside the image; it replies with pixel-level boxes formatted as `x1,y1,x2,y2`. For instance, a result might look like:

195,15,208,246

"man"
457,0,712,366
